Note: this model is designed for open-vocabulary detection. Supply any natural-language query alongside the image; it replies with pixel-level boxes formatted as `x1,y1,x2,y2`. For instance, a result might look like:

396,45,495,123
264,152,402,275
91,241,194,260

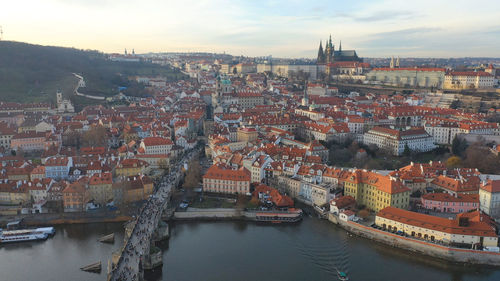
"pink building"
10,132,46,152
421,193,479,213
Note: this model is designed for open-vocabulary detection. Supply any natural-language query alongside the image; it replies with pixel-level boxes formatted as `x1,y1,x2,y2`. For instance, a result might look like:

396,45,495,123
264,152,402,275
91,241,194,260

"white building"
363,126,436,156
56,91,75,114
444,71,495,89
480,180,500,220
423,122,460,145
140,137,173,155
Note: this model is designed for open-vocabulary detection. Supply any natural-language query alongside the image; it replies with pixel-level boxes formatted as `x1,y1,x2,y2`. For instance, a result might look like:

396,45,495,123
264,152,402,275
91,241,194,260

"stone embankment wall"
173,208,256,221
329,214,500,266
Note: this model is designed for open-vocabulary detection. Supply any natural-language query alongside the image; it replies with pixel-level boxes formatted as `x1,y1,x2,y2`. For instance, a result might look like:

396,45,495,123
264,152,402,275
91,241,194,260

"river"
1,218,500,281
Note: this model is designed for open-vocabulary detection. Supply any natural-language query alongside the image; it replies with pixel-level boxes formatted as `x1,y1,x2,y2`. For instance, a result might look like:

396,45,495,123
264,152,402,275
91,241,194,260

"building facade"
202,164,251,194
363,126,436,156
480,180,500,220
344,170,411,212
375,207,498,248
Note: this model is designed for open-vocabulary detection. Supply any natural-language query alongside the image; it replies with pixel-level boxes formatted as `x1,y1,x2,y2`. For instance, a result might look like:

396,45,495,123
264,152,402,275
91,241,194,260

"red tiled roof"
377,207,496,237
448,71,492,77
142,137,173,146
373,67,445,72
422,193,478,203
481,180,500,193
203,164,250,181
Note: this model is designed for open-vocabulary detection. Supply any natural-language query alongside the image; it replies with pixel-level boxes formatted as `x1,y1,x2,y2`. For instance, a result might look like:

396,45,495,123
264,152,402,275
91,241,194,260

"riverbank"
172,207,303,223
329,213,500,266
0,212,133,227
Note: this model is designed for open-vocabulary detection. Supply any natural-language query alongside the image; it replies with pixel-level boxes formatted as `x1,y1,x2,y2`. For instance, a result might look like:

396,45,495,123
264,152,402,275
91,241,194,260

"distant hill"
0,41,185,104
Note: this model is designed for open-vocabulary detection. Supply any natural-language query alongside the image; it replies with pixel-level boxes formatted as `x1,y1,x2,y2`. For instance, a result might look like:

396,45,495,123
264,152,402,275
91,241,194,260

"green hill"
0,41,185,104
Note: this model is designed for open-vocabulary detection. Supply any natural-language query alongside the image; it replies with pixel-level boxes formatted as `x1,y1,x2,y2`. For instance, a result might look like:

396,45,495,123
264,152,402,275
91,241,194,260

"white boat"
0,227,55,244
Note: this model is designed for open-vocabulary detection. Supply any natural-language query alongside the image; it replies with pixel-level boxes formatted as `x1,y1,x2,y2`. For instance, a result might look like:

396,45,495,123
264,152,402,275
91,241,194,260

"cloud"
372,27,442,37
336,10,420,22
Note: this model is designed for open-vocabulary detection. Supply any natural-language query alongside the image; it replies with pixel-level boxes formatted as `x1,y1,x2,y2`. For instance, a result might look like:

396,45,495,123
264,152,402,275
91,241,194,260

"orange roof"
330,195,356,209
89,172,113,185
431,175,478,193
421,193,478,203
142,137,173,146
253,184,294,207
481,180,500,193
45,156,70,166
448,71,492,77
377,207,496,237
373,67,445,72
203,164,250,182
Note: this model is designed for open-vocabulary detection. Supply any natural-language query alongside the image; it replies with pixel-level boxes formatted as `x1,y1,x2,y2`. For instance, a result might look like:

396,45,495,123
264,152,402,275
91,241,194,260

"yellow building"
88,172,113,205
236,127,258,142
123,175,154,203
343,170,410,212
9,188,30,205
375,207,498,248
0,182,29,205
115,158,150,177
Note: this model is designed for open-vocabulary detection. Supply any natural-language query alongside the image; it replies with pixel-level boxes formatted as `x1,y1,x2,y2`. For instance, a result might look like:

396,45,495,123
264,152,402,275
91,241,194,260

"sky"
1,0,500,58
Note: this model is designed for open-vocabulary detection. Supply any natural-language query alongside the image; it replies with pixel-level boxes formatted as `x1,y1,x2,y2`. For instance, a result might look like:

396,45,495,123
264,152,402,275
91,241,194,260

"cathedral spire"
317,40,324,64
329,34,333,48
339,40,342,52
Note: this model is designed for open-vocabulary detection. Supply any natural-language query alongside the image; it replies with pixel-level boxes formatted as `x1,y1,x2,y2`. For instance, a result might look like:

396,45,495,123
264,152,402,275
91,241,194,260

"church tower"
301,81,309,106
396,57,400,68
317,41,325,64
326,35,334,64
390,56,394,68
56,91,63,106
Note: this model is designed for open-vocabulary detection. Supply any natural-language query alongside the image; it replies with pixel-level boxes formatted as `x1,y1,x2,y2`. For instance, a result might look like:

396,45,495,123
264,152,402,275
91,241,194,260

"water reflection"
162,218,500,281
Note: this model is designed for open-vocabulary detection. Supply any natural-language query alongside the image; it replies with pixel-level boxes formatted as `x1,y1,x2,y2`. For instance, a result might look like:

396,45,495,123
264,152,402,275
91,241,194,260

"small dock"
98,233,115,243
81,261,102,273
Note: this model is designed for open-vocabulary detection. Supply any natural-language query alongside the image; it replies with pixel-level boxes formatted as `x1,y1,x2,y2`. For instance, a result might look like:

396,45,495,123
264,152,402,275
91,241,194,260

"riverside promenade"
108,147,201,281
329,213,500,266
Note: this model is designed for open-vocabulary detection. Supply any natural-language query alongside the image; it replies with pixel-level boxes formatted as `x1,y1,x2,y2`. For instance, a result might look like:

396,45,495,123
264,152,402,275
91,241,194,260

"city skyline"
2,0,500,58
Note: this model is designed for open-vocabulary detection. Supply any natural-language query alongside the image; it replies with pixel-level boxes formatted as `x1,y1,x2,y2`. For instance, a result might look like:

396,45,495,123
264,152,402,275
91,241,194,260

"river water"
1,218,500,281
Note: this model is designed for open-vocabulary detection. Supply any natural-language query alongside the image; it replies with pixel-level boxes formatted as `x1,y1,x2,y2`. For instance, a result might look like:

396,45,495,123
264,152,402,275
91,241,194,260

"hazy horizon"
2,0,500,58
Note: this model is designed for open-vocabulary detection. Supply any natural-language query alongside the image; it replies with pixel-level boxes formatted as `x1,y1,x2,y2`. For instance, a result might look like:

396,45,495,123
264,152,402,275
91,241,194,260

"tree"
450,99,462,109
64,130,82,148
183,160,201,190
452,137,468,156
233,67,237,75
462,144,500,174
403,143,411,157
248,197,260,208
446,156,461,168
358,209,370,219
82,125,107,147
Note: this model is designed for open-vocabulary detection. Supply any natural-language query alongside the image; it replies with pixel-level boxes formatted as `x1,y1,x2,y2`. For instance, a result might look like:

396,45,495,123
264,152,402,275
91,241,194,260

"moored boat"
255,208,303,223
0,227,55,244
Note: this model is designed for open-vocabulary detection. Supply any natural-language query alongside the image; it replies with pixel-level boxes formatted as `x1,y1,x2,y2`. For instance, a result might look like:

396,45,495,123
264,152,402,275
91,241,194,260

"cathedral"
317,36,362,75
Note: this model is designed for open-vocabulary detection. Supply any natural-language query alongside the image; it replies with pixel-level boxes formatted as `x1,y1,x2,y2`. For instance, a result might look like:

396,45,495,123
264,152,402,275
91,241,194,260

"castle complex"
316,35,363,75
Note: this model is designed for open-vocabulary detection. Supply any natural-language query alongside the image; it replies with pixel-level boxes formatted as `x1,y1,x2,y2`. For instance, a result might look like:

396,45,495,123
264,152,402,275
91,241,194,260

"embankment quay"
0,211,133,226
329,213,500,266
108,147,202,281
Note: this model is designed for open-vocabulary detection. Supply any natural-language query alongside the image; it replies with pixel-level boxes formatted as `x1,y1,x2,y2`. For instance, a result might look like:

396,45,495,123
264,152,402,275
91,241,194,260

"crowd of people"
110,147,200,281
